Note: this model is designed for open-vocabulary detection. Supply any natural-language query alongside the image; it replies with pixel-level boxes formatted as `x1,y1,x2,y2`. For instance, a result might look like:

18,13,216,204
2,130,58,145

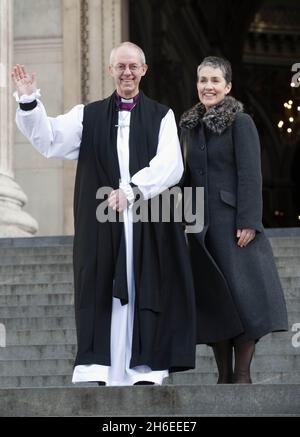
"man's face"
109,47,148,98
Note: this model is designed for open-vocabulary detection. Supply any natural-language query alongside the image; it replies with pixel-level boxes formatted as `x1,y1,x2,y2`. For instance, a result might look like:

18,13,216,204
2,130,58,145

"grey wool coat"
180,96,288,345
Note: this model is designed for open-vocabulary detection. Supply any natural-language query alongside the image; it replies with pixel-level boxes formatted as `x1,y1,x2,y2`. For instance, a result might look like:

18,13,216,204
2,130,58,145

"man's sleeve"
16,93,83,160
130,109,183,200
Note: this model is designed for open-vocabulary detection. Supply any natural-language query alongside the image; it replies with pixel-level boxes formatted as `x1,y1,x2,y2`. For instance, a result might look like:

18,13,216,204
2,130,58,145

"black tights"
233,340,255,383
212,340,233,384
212,339,255,384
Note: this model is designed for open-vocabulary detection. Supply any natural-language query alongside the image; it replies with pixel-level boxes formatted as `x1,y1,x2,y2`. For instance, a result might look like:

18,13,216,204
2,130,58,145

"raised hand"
11,64,37,97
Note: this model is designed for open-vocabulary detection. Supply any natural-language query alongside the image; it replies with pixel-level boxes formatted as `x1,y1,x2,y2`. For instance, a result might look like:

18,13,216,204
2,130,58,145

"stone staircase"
0,232,299,416
0,237,76,390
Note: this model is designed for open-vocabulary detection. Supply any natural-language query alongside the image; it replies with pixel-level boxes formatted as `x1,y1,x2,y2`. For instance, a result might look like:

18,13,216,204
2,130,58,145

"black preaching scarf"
74,91,169,318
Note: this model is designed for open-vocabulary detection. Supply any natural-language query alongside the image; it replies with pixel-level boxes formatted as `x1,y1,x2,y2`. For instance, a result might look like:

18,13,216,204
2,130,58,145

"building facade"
1,0,299,236
10,0,128,236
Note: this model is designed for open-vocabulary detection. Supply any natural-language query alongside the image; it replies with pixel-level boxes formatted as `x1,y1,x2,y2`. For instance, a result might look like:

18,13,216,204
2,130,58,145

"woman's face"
197,66,232,110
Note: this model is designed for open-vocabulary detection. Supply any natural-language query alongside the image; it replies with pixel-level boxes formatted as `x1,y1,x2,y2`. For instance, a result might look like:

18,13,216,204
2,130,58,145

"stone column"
82,0,129,103
62,0,129,234
0,0,38,237
62,0,82,235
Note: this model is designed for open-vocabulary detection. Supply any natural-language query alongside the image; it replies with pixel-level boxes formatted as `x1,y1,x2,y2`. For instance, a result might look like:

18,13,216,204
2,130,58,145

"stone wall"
12,0,128,236
13,0,64,236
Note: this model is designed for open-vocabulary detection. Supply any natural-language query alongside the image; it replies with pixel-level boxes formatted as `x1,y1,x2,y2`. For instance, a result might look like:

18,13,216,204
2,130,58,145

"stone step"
196,342,300,358
5,251,297,262
0,238,298,250
0,385,299,416
277,260,300,268
8,299,296,313
271,247,300,257
286,297,300,309
275,257,300,267
0,253,297,267
269,237,300,247
0,236,298,248
0,282,73,295
0,375,75,389
277,266,300,277
2,315,296,335
165,372,219,385
0,368,299,388
0,300,297,320
0,293,74,306
0,233,299,399
7,328,299,348
0,263,300,287
0,264,73,275
281,287,300,299
0,282,297,298
1,353,299,378
0,258,282,275
0,255,73,265
0,278,292,292
3,371,288,387
6,328,77,345
280,277,300,289
283,304,300,315
188,354,300,373
0,358,74,376
0,344,76,360
0,272,73,285
0,304,74,318
0,236,73,246
0,289,296,305
0,246,73,257
1,338,298,363
1,312,297,336
1,334,298,361
169,371,300,385
1,316,75,330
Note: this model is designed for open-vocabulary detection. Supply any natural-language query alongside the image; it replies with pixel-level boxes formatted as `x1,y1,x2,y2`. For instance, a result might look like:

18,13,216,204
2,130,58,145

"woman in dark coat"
180,56,288,384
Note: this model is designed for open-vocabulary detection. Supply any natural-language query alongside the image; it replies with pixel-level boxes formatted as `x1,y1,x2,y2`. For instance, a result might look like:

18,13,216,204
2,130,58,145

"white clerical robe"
16,94,183,385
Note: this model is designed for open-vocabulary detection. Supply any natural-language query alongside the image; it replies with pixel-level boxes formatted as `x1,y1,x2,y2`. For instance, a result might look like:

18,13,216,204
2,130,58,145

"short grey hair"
109,42,146,66
197,56,232,84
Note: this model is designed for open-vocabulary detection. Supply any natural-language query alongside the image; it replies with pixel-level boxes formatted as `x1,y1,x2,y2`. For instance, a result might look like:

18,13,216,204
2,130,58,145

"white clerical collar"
121,97,133,103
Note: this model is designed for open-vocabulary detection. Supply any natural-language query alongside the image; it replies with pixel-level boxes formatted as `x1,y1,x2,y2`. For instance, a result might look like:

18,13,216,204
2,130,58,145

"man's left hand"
108,189,128,212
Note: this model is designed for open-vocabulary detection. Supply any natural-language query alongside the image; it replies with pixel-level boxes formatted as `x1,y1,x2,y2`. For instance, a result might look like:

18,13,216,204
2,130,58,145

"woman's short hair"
197,56,232,84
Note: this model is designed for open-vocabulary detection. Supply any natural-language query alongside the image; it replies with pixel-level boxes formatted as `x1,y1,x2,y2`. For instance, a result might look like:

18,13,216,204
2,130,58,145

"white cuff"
119,182,135,206
13,89,41,103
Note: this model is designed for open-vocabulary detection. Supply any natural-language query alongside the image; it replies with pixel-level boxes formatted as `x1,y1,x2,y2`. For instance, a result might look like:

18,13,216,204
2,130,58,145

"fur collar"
179,96,243,135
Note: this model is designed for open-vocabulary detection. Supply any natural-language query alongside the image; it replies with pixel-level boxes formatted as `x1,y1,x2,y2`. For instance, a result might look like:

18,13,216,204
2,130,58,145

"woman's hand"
236,229,256,247
11,64,37,97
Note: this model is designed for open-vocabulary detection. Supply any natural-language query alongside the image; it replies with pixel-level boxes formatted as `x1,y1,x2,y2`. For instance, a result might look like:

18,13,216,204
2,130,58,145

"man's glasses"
113,64,143,73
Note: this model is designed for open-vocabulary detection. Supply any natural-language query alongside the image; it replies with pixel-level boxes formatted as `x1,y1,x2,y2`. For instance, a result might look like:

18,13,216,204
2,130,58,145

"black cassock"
72,92,196,372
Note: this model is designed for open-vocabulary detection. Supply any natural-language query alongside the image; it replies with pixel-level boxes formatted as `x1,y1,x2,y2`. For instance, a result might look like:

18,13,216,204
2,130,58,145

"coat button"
200,144,205,150
198,169,205,175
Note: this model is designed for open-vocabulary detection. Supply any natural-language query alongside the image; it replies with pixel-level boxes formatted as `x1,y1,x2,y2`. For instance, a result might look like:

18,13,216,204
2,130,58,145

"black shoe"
134,381,154,385
97,381,106,386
